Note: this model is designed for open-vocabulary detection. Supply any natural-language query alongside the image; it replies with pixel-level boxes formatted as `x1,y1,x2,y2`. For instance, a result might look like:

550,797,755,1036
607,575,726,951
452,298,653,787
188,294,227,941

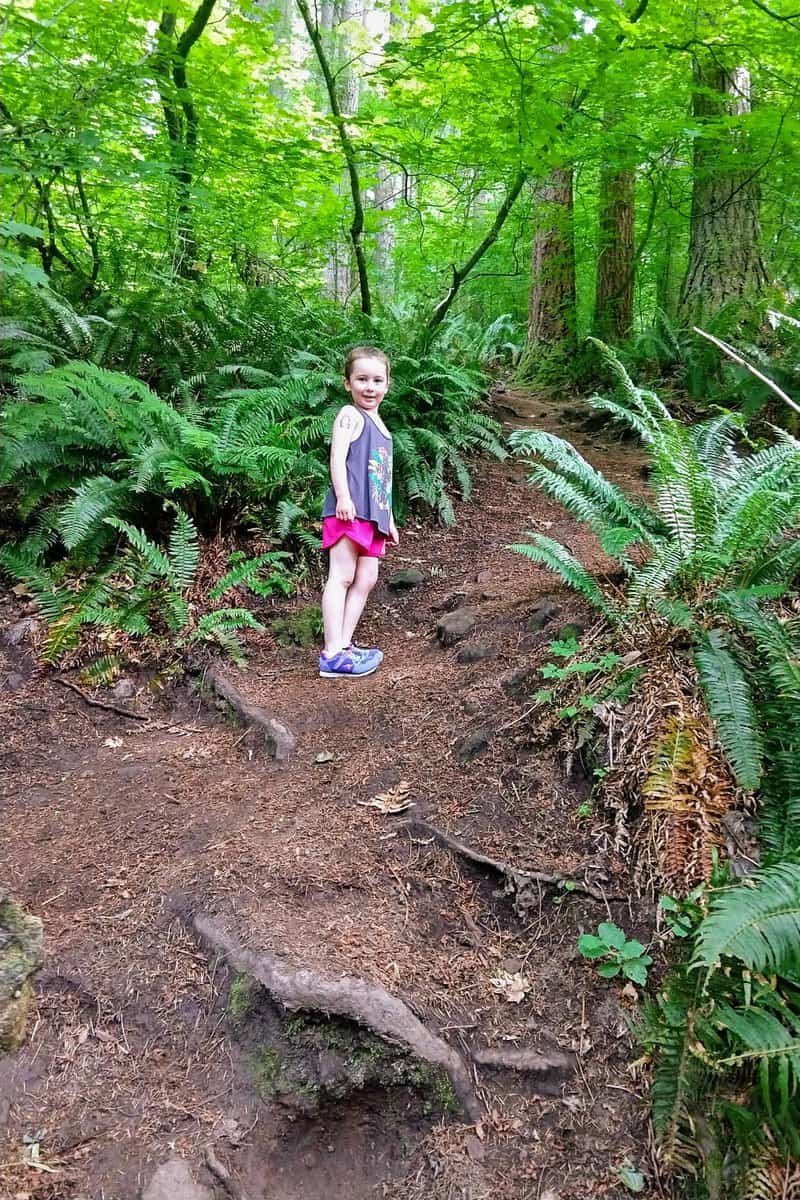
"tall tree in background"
518,167,577,377
298,0,372,313
679,60,769,325
593,128,635,340
154,0,218,277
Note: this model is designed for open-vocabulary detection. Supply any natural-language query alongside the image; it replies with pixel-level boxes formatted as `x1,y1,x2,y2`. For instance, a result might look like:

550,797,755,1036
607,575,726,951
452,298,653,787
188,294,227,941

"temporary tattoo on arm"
337,412,352,430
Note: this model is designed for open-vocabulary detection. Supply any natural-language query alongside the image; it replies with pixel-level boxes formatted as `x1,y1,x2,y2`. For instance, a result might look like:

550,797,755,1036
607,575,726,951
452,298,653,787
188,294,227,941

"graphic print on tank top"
368,445,392,514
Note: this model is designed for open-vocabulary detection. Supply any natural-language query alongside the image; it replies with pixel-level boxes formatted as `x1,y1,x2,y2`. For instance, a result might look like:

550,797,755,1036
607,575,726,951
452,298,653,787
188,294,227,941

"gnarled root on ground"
403,818,622,905
200,662,295,761
193,913,483,1121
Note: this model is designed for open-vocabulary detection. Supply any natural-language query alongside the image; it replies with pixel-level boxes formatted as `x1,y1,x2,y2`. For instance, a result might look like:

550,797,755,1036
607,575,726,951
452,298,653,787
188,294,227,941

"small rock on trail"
140,1157,214,1200
454,725,493,762
388,568,425,591
437,608,477,647
456,643,494,664
526,598,560,631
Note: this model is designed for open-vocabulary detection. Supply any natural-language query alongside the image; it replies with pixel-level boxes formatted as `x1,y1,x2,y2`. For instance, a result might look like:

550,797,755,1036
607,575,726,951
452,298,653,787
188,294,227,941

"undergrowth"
0,278,504,663
510,338,800,1196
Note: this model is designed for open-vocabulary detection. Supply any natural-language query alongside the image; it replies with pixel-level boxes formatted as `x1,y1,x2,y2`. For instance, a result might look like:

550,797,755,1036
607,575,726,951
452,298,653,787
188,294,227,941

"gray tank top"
322,411,393,535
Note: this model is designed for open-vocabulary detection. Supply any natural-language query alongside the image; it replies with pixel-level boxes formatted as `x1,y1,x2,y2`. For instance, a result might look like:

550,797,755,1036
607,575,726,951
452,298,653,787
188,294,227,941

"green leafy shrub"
641,862,800,1185
578,922,653,986
2,508,265,665
509,340,800,1194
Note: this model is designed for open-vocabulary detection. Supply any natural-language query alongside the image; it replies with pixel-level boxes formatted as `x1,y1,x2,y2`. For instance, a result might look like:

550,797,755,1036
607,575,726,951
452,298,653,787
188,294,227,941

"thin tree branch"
748,0,800,23
74,170,101,284
693,327,800,416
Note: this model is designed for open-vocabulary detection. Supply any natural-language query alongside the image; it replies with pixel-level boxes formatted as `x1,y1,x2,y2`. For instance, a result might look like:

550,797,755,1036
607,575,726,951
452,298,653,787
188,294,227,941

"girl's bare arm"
330,406,363,521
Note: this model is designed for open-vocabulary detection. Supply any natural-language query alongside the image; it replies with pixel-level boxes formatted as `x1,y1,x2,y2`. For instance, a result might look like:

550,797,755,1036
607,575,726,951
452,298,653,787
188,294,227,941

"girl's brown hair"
343,346,391,380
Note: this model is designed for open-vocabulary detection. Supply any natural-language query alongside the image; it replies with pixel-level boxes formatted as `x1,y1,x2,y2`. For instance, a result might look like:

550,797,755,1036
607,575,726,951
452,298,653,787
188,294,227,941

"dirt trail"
1,391,650,1200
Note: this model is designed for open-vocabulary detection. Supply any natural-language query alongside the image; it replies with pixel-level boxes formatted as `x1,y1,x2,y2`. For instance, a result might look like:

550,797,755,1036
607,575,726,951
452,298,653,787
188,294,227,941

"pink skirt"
322,516,387,558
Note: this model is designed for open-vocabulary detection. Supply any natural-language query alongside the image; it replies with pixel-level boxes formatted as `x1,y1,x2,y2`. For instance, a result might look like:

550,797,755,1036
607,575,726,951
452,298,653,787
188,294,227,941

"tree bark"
154,0,218,277
593,161,635,341
678,62,769,325
522,167,577,364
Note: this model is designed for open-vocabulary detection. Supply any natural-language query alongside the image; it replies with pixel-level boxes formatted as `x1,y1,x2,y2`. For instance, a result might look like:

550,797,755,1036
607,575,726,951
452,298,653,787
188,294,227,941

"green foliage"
694,630,763,793
578,922,653,986
2,508,265,664
659,891,704,940
511,342,800,796
510,346,800,1191
269,606,324,649
642,866,800,1182
693,863,800,980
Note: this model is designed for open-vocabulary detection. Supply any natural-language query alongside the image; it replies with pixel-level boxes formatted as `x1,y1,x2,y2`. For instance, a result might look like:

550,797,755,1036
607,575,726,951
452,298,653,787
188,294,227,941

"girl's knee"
356,558,380,590
328,563,356,589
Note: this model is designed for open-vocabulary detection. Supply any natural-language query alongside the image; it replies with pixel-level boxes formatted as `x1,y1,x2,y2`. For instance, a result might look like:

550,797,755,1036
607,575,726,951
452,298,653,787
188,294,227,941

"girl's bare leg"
321,537,359,655
341,555,380,649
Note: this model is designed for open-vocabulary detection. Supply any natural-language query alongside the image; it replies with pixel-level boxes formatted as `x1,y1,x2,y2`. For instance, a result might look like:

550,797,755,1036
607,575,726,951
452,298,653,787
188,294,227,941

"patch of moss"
269,605,323,648
251,1045,284,1099
228,974,255,1023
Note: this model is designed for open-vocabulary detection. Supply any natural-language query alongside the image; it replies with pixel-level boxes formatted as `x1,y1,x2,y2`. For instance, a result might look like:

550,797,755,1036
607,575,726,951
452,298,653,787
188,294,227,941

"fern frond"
209,553,290,601
510,428,658,542
167,509,199,593
58,476,130,550
693,863,800,976
695,630,763,791
80,654,123,687
510,534,618,618
105,518,172,580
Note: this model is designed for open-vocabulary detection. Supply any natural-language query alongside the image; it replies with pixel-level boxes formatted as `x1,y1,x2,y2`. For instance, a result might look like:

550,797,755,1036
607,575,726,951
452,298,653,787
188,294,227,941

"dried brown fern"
745,1144,800,1200
643,708,737,895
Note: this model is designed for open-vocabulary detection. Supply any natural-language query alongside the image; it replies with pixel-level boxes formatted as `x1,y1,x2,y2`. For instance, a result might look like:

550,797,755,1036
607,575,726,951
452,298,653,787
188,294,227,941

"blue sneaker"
348,643,384,667
319,648,381,678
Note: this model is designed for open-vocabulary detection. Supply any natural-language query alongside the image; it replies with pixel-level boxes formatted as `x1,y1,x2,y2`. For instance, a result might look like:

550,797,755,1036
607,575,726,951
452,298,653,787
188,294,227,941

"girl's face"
344,356,389,413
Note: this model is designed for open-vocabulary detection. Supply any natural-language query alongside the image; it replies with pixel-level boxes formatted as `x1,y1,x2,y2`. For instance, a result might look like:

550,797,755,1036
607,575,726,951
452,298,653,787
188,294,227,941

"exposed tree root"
54,676,149,721
204,1146,252,1200
472,1047,573,1075
403,818,622,904
201,662,295,761
193,913,483,1121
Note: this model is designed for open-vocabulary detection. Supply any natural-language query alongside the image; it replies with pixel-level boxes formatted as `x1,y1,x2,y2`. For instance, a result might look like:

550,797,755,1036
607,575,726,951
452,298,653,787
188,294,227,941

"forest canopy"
2,0,798,338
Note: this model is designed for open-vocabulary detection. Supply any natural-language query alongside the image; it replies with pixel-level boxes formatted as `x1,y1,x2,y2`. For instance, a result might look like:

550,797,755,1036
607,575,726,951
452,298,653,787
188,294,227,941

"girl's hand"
389,519,399,545
336,495,356,522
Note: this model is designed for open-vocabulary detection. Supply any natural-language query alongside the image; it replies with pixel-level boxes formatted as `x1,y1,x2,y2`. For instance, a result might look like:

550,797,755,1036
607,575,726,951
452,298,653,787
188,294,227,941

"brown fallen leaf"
357,780,415,814
490,970,531,1003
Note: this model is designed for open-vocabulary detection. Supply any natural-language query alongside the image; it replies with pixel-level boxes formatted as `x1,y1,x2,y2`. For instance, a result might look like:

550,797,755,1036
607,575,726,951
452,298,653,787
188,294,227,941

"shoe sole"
319,662,379,678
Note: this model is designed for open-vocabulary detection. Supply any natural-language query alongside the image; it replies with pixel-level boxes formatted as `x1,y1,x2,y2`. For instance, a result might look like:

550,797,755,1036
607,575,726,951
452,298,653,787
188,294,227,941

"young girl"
319,347,399,678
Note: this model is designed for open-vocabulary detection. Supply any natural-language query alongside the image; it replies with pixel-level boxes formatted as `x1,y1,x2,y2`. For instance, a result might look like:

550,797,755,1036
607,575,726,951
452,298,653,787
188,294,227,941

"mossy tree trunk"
593,160,635,341
679,62,769,326
518,167,577,379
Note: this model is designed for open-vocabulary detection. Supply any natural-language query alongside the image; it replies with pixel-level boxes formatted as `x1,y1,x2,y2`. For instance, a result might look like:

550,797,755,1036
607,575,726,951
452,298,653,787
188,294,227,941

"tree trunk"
154,0,217,278
593,162,635,341
521,167,577,370
373,161,403,303
298,0,371,314
679,62,768,325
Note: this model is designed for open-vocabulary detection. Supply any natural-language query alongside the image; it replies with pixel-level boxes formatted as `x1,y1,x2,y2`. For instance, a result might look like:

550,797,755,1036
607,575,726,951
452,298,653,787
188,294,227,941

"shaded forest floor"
0,390,657,1200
